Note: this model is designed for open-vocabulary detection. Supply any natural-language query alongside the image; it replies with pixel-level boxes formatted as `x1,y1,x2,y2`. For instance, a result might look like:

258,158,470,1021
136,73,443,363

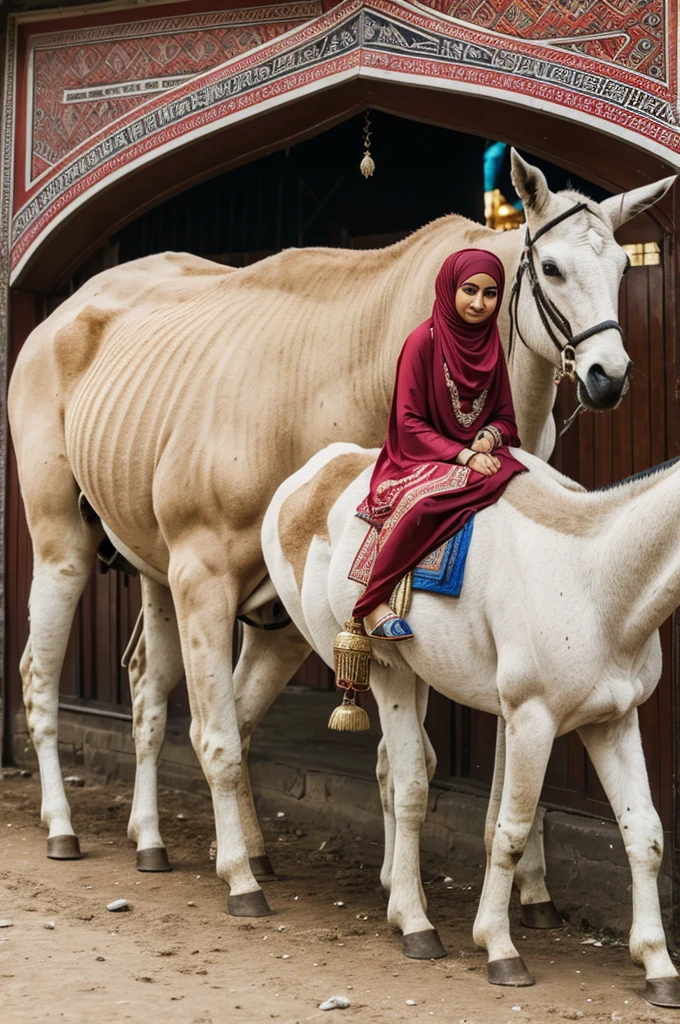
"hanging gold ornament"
360,110,375,179
328,618,372,732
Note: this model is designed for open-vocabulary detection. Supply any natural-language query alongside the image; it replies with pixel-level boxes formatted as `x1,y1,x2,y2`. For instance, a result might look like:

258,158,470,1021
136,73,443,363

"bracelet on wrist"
486,425,503,451
457,448,475,467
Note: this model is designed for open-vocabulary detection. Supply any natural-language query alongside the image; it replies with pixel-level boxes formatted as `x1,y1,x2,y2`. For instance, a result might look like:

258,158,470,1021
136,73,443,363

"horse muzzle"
578,360,632,412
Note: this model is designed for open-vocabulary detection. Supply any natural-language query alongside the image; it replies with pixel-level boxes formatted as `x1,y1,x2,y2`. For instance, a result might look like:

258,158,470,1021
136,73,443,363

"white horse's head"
510,150,675,411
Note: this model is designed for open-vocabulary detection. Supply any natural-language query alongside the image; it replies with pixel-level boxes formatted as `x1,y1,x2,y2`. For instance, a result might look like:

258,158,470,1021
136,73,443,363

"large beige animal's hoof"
520,900,563,929
227,889,271,917
488,956,535,987
46,834,82,860
645,977,680,1007
402,929,447,959
136,847,172,872
249,855,278,881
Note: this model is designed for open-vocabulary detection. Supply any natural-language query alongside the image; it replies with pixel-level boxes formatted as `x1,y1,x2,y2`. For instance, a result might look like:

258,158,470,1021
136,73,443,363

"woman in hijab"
352,249,526,640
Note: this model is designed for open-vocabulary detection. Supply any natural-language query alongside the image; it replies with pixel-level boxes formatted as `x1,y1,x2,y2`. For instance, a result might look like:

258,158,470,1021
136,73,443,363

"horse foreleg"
127,578,184,871
483,719,561,927
578,711,680,1008
233,621,311,879
473,700,555,987
483,718,562,929
169,555,267,916
371,665,447,960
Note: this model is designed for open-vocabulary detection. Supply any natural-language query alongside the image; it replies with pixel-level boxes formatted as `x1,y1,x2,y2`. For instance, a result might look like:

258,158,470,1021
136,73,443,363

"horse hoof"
249,855,278,881
402,929,447,960
520,900,563,929
227,889,271,917
645,977,680,1008
46,835,82,860
488,956,535,987
136,847,172,872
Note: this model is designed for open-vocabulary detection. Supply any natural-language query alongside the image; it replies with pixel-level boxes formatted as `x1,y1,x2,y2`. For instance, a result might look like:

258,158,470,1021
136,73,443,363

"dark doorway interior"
112,110,610,264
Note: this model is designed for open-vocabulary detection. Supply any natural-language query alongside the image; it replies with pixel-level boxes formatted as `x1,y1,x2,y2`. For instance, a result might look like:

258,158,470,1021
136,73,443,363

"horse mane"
595,456,680,492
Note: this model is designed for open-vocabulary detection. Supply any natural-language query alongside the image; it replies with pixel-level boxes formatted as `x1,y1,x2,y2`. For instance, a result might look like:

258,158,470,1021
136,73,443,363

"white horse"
261,442,680,1008
8,150,672,917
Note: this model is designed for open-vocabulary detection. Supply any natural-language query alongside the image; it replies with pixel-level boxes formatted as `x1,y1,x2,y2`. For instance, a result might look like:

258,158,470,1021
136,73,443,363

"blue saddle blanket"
412,515,475,597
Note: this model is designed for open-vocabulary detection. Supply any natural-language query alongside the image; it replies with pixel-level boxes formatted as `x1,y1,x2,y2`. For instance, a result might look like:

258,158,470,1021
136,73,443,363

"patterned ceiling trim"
8,0,678,281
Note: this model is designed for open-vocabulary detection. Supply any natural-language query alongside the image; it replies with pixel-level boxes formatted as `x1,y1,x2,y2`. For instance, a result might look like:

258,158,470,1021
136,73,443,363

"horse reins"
508,202,624,435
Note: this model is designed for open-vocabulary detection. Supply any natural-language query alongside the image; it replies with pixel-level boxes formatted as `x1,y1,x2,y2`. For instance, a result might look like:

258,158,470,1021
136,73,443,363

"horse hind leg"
233,620,311,881
20,490,100,859
126,578,184,871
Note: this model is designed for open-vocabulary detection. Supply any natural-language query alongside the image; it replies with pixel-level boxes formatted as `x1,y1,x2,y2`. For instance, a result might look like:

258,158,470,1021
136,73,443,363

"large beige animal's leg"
233,622,311,878
169,554,268,916
486,719,562,928
379,677,433,899
371,664,447,960
127,577,184,871
472,700,555,987
578,712,680,1007
20,523,99,858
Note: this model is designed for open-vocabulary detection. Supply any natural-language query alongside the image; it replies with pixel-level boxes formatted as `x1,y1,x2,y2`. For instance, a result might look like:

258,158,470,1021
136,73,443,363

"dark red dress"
352,307,526,619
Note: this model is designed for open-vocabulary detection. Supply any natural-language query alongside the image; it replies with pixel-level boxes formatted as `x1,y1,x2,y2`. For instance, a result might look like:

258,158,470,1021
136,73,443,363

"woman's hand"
471,429,493,454
469,452,501,476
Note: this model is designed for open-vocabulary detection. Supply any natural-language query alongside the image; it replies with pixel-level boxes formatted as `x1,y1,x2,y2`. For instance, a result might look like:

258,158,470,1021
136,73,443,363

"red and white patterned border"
8,0,679,282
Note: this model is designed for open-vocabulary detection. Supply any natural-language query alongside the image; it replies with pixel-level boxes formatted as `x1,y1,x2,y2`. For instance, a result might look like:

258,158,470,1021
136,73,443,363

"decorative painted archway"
3,0,678,288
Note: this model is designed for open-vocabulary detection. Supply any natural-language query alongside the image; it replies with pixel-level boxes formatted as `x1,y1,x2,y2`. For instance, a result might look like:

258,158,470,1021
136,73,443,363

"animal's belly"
64,325,178,571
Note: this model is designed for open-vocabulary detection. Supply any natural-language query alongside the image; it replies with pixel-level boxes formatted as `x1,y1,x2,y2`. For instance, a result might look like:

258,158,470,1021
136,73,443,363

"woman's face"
455,273,499,324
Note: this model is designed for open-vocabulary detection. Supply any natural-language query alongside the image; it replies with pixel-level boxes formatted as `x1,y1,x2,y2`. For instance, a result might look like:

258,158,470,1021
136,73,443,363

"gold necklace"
442,359,488,428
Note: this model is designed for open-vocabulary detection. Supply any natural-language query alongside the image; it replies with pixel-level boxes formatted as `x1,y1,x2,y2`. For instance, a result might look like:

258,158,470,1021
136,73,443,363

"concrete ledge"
12,691,672,937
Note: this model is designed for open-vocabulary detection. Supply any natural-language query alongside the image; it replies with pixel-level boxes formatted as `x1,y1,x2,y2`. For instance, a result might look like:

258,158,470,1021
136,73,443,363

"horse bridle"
508,201,624,385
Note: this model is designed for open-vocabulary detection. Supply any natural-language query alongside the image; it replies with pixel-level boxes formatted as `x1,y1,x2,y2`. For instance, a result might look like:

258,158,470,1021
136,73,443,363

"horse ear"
510,149,550,215
599,176,676,232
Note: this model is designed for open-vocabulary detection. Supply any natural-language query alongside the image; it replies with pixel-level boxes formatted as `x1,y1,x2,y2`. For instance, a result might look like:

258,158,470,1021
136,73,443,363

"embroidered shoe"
368,614,414,642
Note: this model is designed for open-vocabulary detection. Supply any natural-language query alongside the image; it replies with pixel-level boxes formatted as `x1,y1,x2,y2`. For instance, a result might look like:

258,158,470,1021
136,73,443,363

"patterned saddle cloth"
349,515,475,600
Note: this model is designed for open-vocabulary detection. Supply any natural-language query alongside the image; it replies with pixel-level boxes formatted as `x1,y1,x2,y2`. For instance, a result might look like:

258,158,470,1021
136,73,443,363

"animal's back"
9,214,491,571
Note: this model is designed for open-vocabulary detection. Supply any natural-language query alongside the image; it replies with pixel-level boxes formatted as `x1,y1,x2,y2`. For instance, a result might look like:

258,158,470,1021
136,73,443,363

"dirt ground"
1,770,679,1024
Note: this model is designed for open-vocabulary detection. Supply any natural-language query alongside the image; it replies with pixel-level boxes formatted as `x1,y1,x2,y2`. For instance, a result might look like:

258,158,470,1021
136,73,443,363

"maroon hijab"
431,249,505,396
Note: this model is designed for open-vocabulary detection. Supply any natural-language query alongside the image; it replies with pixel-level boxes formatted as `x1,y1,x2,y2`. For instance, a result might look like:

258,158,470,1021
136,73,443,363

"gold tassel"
360,110,375,179
328,694,370,732
329,618,372,731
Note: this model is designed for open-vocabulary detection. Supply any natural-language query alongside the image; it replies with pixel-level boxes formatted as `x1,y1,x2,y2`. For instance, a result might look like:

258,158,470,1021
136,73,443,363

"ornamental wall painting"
6,0,678,282
27,2,324,181
419,0,667,80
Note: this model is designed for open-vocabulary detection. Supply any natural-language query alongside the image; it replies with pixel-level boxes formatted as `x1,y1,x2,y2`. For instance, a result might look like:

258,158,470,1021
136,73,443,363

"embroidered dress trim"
443,359,488,428
356,463,441,525
349,463,470,584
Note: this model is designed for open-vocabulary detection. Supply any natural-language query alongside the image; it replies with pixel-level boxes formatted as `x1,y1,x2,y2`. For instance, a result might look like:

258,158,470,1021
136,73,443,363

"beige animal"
261,441,680,1007
8,151,672,916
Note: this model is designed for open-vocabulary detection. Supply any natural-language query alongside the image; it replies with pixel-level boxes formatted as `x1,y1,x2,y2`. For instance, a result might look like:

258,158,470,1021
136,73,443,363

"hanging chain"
360,110,375,179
